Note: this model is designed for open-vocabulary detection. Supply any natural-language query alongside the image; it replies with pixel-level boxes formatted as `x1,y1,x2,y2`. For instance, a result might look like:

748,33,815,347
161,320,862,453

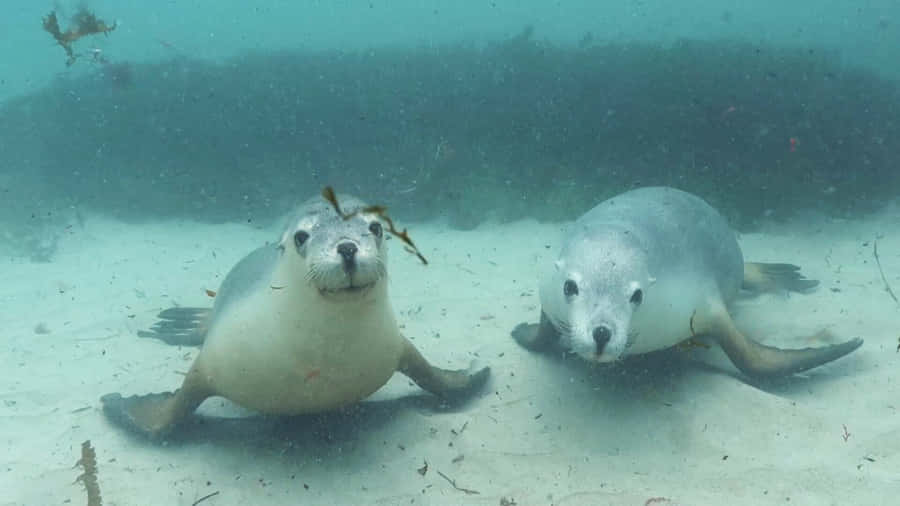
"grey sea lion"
512,186,862,378
102,193,490,439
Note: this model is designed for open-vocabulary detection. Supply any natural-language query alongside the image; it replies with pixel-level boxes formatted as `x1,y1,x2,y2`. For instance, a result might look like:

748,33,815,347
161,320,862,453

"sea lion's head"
540,228,651,362
279,194,388,300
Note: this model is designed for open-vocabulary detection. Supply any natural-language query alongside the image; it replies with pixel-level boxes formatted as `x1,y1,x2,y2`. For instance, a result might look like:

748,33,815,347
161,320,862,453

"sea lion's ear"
279,228,292,246
554,259,564,271
647,276,657,286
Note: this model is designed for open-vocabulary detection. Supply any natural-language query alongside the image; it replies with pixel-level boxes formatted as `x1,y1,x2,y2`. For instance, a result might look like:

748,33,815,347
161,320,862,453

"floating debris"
42,8,117,66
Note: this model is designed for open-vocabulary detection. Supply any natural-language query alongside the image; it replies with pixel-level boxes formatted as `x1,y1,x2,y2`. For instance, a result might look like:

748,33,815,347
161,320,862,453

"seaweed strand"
873,239,899,307
42,8,117,66
322,186,428,265
74,440,102,506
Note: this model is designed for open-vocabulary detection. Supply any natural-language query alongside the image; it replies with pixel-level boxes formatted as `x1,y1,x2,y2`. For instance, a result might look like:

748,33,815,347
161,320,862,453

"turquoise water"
3,1,898,103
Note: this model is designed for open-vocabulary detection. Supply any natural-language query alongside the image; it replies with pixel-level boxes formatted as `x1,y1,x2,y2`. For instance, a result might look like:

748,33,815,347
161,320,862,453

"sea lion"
512,186,862,378
102,193,490,438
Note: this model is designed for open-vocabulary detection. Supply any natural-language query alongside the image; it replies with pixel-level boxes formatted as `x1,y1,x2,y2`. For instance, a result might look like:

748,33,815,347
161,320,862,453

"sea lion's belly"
198,291,404,414
624,272,719,355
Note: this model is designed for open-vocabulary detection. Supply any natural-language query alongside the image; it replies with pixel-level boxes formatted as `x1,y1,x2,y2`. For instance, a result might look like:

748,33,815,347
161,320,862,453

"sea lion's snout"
337,241,358,272
592,325,612,354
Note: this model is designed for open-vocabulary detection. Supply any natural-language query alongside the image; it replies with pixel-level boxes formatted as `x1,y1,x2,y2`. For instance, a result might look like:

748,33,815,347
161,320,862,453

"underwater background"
2,0,900,259
2,2,900,505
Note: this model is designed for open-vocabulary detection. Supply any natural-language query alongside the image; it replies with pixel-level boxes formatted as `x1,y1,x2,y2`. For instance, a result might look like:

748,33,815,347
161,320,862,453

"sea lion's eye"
294,230,310,248
563,279,579,297
630,288,643,305
369,221,383,238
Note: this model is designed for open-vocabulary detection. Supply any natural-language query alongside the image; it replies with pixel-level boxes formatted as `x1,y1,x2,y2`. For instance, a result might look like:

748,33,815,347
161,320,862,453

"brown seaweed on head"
322,186,429,265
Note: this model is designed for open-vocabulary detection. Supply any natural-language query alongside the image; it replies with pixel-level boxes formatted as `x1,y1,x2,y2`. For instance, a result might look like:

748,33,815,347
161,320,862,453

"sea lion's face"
280,194,388,299
540,232,650,363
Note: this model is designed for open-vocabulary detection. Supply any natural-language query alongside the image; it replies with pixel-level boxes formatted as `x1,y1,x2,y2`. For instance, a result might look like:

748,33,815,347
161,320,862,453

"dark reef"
1,33,898,232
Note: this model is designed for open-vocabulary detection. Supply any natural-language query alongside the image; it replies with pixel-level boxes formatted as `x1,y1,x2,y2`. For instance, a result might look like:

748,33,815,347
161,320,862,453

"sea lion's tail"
742,262,819,293
137,307,210,346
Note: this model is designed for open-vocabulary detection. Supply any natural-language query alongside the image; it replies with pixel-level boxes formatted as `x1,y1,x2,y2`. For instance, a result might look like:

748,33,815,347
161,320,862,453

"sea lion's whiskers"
374,258,388,279
304,265,323,285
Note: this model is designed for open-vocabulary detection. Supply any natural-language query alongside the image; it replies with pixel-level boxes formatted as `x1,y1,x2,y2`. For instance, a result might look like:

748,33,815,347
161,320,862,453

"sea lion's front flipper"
137,307,211,346
398,338,490,401
742,262,819,293
692,299,863,378
101,370,211,439
511,311,561,352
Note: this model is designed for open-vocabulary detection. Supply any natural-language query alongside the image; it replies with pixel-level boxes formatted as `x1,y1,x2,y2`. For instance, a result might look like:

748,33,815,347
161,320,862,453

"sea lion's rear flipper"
511,311,561,352
137,307,211,346
692,300,863,378
101,370,211,439
398,338,490,401
742,262,819,293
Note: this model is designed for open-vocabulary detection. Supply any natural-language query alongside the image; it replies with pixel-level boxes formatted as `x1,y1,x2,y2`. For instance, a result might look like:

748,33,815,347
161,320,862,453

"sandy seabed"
2,202,899,506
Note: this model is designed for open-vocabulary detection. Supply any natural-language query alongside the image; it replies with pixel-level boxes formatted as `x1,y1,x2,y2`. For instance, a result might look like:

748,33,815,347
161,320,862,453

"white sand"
2,206,898,506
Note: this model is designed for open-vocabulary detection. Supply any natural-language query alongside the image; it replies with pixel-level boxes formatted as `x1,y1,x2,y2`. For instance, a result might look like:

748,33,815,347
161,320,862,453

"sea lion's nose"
337,242,358,261
337,242,358,264
593,325,611,353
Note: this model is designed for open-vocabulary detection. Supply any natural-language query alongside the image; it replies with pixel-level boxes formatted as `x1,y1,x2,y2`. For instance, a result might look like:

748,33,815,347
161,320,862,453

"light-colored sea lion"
512,186,862,378
102,193,489,438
